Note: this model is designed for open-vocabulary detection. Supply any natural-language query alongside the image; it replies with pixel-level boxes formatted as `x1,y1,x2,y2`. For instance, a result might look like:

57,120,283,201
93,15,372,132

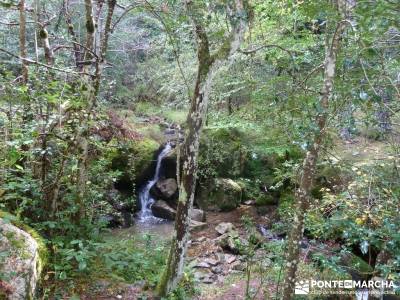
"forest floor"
75,205,278,299
189,206,278,300
333,136,392,164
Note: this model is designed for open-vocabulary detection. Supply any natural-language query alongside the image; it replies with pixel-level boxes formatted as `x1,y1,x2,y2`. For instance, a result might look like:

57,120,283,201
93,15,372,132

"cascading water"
138,143,172,221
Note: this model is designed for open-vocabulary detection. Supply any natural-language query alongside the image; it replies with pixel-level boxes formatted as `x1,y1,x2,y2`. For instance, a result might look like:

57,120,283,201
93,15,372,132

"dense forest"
0,0,399,299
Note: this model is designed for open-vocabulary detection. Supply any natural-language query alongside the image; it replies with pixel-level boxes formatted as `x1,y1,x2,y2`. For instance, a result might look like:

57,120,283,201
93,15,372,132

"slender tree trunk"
93,0,116,96
19,0,28,83
33,0,39,63
39,27,54,65
74,0,115,223
38,3,54,198
83,0,96,70
281,2,352,298
64,0,82,68
74,0,96,223
156,0,249,296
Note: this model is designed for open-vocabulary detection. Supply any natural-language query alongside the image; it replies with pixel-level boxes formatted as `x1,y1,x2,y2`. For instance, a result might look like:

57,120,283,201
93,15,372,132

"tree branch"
0,47,91,76
240,44,302,56
111,3,139,32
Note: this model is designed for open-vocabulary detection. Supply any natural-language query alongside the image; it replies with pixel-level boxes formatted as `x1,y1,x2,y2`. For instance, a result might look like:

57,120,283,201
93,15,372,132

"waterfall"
138,143,172,221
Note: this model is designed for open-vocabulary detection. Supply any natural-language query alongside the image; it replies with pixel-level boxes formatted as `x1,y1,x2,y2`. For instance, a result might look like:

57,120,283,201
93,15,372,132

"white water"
138,143,172,221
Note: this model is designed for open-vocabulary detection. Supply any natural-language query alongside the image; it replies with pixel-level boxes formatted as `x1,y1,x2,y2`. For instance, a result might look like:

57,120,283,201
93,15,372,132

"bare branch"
0,47,91,76
298,63,324,88
71,41,98,59
240,44,302,56
111,3,139,32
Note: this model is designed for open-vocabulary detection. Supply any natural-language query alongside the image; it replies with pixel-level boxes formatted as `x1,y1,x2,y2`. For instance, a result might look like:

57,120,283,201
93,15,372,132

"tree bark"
281,2,352,299
64,0,82,68
93,0,116,96
156,0,249,296
75,0,96,222
19,0,28,83
39,26,54,65
83,0,96,74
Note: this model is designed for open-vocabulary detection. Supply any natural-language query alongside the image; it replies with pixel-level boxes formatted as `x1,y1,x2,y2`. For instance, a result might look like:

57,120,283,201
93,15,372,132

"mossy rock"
340,252,374,280
0,211,48,271
197,178,242,212
348,255,373,274
0,211,48,300
131,138,160,175
255,194,277,206
198,126,304,185
110,138,160,183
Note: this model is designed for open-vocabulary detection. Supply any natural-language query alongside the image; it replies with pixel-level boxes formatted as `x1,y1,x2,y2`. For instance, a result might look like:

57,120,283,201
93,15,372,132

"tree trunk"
74,0,115,223
19,0,28,83
156,0,249,296
39,27,54,65
83,0,95,74
281,2,352,299
64,0,82,68
93,0,116,96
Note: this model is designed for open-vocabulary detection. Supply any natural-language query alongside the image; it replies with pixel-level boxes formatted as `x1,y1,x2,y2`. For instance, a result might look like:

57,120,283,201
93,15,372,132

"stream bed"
111,220,175,241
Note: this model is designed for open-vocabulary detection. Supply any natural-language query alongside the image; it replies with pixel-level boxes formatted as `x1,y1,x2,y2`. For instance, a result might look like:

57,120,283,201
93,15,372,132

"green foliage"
198,127,246,181
305,160,400,278
98,234,167,286
163,272,197,300
0,75,127,294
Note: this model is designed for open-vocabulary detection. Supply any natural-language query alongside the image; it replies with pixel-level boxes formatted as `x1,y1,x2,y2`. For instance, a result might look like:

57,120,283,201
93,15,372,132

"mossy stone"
255,194,277,206
0,210,48,274
110,138,160,182
197,178,242,211
0,211,48,299
130,138,160,175
340,252,374,279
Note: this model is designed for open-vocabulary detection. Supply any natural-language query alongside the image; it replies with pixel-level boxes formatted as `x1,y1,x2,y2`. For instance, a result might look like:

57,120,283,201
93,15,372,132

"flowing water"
138,143,172,222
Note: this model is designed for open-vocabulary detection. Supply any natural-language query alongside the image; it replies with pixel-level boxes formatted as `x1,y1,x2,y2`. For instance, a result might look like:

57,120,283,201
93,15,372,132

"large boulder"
151,200,176,220
150,178,178,202
339,252,374,282
110,138,160,195
0,215,47,300
151,200,205,222
129,138,160,178
197,178,242,211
